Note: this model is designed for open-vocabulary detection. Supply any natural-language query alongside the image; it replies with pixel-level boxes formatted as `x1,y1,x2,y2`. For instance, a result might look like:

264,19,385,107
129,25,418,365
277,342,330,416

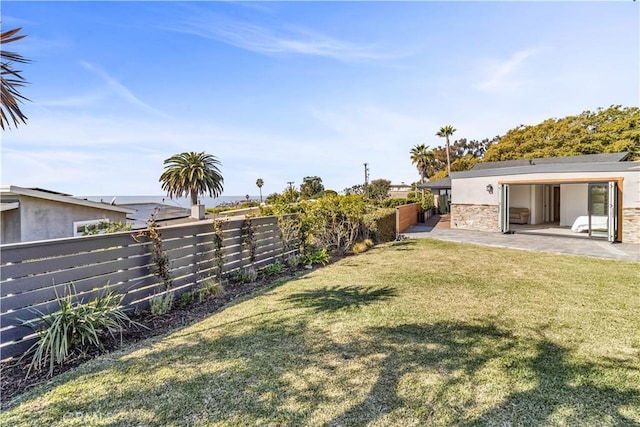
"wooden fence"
0,216,295,359
396,203,421,234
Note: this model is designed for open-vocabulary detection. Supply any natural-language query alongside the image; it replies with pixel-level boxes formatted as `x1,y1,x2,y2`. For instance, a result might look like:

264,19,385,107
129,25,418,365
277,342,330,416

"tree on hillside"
159,152,224,206
256,178,264,203
368,178,391,203
410,144,436,183
483,106,640,161
1,27,30,130
344,184,364,196
436,125,456,174
300,176,325,199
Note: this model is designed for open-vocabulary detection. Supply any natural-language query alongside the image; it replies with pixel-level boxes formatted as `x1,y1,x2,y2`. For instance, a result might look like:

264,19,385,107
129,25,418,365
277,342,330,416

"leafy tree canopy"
484,105,640,161
159,151,224,206
368,179,391,203
300,176,325,200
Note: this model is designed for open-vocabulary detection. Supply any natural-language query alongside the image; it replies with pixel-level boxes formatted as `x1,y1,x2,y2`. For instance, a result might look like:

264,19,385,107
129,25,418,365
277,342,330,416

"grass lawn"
3,239,639,426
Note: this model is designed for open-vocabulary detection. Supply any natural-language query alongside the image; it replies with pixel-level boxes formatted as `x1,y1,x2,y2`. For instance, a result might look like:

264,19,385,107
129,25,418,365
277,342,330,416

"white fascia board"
0,185,136,214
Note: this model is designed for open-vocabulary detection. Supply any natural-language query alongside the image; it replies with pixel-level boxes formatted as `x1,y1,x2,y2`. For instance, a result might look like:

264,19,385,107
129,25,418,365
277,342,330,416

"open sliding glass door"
607,181,618,242
588,183,614,240
499,184,510,233
588,183,606,239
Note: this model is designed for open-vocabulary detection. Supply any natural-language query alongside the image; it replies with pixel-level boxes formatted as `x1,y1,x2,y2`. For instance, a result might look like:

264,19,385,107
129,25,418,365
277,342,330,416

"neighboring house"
389,183,413,199
448,152,639,243
0,186,135,244
122,203,192,229
418,177,451,214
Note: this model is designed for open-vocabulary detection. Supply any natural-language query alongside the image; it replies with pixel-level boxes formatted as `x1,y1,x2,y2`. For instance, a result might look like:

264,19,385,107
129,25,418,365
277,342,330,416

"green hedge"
363,208,396,243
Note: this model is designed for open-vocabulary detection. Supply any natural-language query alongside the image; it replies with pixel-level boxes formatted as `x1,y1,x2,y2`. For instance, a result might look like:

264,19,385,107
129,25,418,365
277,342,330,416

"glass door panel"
499,184,509,233
588,183,608,239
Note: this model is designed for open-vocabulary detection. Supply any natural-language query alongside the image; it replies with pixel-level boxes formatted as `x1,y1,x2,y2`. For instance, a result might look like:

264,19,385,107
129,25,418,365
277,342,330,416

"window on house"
73,219,109,237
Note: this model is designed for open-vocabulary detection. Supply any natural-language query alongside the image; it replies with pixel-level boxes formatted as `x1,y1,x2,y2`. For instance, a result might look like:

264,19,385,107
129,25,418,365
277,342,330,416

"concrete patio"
404,215,639,262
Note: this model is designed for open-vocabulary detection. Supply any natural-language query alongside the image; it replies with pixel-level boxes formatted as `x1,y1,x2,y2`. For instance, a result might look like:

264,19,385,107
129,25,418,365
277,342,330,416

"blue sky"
2,1,638,198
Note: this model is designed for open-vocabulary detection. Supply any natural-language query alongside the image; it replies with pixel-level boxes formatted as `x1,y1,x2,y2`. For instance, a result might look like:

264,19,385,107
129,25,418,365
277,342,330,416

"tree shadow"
5,316,639,426
327,321,516,426
461,340,640,426
390,239,417,251
284,285,397,312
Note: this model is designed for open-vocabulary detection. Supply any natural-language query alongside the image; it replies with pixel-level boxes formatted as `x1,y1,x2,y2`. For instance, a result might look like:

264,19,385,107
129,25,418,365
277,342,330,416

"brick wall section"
397,203,420,233
622,208,640,244
451,204,499,232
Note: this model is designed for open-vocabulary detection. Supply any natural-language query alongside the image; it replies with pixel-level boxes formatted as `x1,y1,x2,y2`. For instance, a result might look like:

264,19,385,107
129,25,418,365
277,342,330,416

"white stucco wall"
560,184,588,227
451,176,500,206
510,185,530,209
532,185,544,224
18,196,128,242
452,168,640,209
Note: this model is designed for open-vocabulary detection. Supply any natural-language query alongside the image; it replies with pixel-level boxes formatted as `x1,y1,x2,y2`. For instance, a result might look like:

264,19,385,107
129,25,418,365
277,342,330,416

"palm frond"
1,27,30,130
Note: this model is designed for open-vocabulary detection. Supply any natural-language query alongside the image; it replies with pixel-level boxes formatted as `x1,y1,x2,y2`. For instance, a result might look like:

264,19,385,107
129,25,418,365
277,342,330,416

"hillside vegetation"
484,105,639,161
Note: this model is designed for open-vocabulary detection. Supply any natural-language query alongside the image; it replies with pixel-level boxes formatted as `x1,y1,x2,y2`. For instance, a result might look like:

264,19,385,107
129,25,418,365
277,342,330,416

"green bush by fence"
364,208,396,243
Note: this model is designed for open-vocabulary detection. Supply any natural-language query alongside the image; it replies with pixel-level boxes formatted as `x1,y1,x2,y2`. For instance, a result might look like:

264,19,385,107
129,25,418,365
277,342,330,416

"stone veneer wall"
451,204,499,232
622,208,640,244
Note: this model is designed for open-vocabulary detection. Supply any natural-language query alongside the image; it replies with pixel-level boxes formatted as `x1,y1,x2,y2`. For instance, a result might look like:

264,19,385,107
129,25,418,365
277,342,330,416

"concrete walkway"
404,222,640,262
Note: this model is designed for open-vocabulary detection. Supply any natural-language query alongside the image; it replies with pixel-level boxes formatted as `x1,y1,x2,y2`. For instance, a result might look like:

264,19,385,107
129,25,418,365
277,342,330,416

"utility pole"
287,181,295,202
363,163,369,199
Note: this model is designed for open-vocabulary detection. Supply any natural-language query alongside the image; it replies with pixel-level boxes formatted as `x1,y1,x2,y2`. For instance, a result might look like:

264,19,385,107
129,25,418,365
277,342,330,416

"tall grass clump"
21,285,142,377
150,292,174,316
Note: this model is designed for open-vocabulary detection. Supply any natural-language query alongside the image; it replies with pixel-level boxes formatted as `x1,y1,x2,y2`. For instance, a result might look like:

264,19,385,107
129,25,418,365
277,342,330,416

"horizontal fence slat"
1,253,153,297
0,232,142,264
1,242,151,280
0,215,295,360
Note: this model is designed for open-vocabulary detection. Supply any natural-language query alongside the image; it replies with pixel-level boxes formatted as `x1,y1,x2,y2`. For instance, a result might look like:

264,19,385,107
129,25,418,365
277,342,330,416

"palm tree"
1,27,30,130
436,125,457,175
256,178,264,203
410,144,434,184
159,152,224,206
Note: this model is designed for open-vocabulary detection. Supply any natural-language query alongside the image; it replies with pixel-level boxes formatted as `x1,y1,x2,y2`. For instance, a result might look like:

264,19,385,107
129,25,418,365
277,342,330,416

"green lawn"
3,239,639,426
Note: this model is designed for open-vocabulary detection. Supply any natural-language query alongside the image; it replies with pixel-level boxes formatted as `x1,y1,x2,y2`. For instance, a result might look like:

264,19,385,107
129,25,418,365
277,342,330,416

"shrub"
177,291,192,308
363,208,396,243
381,198,413,208
301,195,367,255
22,285,142,376
301,248,329,266
421,193,435,210
286,254,302,269
150,292,174,316
195,279,224,303
352,239,374,254
81,220,132,236
263,261,284,277
352,242,369,254
233,267,258,284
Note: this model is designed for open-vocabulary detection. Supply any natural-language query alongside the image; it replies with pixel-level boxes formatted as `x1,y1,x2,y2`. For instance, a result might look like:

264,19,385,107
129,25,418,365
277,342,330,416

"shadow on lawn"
284,285,397,312
461,340,640,426
329,324,640,426
5,317,639,426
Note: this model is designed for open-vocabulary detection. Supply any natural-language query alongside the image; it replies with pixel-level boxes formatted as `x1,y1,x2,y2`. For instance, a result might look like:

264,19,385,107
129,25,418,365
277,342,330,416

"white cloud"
80,61,169,118
476,48,541,92
167,13,402,62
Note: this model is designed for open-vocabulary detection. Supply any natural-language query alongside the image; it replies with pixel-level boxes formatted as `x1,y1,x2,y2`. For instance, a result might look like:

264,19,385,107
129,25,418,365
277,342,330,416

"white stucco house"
0,186,135,244
448,153,640,244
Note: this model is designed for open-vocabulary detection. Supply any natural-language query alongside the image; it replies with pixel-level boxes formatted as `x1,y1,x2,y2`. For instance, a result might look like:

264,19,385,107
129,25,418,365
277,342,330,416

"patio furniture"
509,207,530,224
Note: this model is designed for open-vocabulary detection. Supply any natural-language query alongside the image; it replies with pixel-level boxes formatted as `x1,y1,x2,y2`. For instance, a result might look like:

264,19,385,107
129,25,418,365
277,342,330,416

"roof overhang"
0,202,19,212
0,185,136,214
417,177,451,189
451,161,640,179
